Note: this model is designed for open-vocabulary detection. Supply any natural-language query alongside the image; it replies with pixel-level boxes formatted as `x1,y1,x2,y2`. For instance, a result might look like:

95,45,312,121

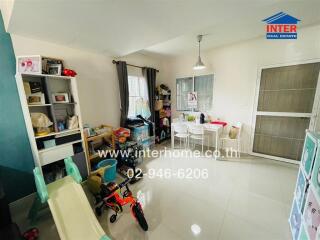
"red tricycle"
95,178,148,231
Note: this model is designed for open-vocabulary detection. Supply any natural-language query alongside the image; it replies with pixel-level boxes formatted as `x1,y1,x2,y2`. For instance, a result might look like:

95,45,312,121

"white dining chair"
220,122,242,156
172,123,189,149
188,124,208,153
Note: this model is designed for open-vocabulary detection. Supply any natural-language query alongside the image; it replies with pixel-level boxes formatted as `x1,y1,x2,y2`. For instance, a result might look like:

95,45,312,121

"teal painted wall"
0,12,35,202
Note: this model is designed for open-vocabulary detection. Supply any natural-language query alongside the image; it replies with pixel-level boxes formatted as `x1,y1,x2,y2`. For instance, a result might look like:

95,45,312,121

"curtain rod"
112,60,159,72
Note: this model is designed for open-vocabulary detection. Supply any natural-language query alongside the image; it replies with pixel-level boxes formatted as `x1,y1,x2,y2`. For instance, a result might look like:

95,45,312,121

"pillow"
229,126,239,139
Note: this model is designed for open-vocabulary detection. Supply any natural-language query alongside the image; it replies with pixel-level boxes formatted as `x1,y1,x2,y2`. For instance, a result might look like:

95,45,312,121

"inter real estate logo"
262,12,300,39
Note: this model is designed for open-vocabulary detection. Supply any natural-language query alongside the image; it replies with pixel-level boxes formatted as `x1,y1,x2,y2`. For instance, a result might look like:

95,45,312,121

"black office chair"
0,181,22,240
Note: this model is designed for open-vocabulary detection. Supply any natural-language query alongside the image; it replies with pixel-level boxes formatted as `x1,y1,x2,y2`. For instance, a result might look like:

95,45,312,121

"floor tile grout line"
216,184,235,240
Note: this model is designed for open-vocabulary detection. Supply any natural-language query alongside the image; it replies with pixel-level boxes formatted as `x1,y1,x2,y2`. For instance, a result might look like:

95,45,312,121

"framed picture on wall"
42,57,63,74
187,91,197,108
27,93,45,105
17,55,41,74
48,64,62,76
52,93,69,103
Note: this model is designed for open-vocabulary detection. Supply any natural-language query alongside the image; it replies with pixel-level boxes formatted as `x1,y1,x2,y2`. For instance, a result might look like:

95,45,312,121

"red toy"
23,228,39,240
63,69,77,77
95,178,148,231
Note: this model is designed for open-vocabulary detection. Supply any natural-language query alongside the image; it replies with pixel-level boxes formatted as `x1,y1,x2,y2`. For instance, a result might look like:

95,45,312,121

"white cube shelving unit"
15,72,89,179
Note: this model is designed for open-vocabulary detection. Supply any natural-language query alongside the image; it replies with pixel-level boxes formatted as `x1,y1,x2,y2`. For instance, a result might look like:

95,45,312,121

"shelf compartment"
86,132,113,142
39,140,82,153
39,143,74,166
52,102,77,105
28,104,52,107
35,128,80,139
89,147,113,161
22,73,73,80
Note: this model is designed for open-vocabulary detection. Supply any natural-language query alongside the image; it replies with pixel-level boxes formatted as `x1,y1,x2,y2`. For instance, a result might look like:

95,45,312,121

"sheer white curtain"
127,67,150,118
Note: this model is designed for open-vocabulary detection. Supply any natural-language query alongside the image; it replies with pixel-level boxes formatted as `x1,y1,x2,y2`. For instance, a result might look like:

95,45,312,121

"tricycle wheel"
95,206,102,216
132,204,148,231
110,214,117,223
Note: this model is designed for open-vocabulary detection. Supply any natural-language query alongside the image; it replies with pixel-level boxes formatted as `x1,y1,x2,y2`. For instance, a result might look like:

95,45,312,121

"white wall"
12,34,120,127
161,24,320,153
0,0,15,30
11,35,164,128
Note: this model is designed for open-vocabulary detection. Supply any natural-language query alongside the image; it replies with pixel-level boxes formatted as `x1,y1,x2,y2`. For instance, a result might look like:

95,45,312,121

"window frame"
176,73,214,112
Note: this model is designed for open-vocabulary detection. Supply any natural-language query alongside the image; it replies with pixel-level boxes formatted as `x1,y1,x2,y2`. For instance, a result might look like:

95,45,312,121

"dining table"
171,121,224,152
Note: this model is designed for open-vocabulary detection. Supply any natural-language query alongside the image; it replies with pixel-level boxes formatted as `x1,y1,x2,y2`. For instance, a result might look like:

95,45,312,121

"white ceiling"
6,0,320,57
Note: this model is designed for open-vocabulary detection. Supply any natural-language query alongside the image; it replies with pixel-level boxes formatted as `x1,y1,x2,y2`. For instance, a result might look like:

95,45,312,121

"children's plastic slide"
33,157,111,240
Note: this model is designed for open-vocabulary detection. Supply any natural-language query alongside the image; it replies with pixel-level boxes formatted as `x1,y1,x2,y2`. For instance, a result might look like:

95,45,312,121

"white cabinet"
39,144,74,166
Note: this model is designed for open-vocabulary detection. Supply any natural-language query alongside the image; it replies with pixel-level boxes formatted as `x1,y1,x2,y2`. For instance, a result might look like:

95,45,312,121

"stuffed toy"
63,69,77,77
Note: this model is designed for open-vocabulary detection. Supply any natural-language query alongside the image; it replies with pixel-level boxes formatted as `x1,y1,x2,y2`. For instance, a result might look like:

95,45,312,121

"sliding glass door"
252,62,320,162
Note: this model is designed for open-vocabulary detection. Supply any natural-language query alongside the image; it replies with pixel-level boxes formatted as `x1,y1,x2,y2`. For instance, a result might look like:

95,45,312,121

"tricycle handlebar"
118,178,131,189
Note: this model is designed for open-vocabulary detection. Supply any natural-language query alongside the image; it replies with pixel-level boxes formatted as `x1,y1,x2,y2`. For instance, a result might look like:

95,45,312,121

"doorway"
252,62,320,163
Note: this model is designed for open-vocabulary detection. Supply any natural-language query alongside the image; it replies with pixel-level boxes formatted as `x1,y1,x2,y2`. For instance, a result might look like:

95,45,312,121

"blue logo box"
266,33,297,39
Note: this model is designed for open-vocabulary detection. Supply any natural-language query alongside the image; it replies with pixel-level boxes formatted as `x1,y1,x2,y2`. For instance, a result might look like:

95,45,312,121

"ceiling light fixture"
193,35,206,70
191,224,201,235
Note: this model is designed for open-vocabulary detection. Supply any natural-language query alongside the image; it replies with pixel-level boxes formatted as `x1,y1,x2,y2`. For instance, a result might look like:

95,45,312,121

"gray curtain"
116,61,129,127
143,68,157,122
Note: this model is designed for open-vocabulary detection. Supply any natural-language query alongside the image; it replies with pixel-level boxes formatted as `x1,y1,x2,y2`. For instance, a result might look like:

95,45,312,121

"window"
176,74,213,112
176,77,193,111
194,75,214,112
128,75,149,118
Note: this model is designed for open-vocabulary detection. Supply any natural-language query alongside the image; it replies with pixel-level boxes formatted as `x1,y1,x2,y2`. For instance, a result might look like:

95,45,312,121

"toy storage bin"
131,125,149,142
97,159,117,182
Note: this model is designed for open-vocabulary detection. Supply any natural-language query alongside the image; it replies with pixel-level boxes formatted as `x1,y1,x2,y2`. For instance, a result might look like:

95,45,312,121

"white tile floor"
12,145,298,240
